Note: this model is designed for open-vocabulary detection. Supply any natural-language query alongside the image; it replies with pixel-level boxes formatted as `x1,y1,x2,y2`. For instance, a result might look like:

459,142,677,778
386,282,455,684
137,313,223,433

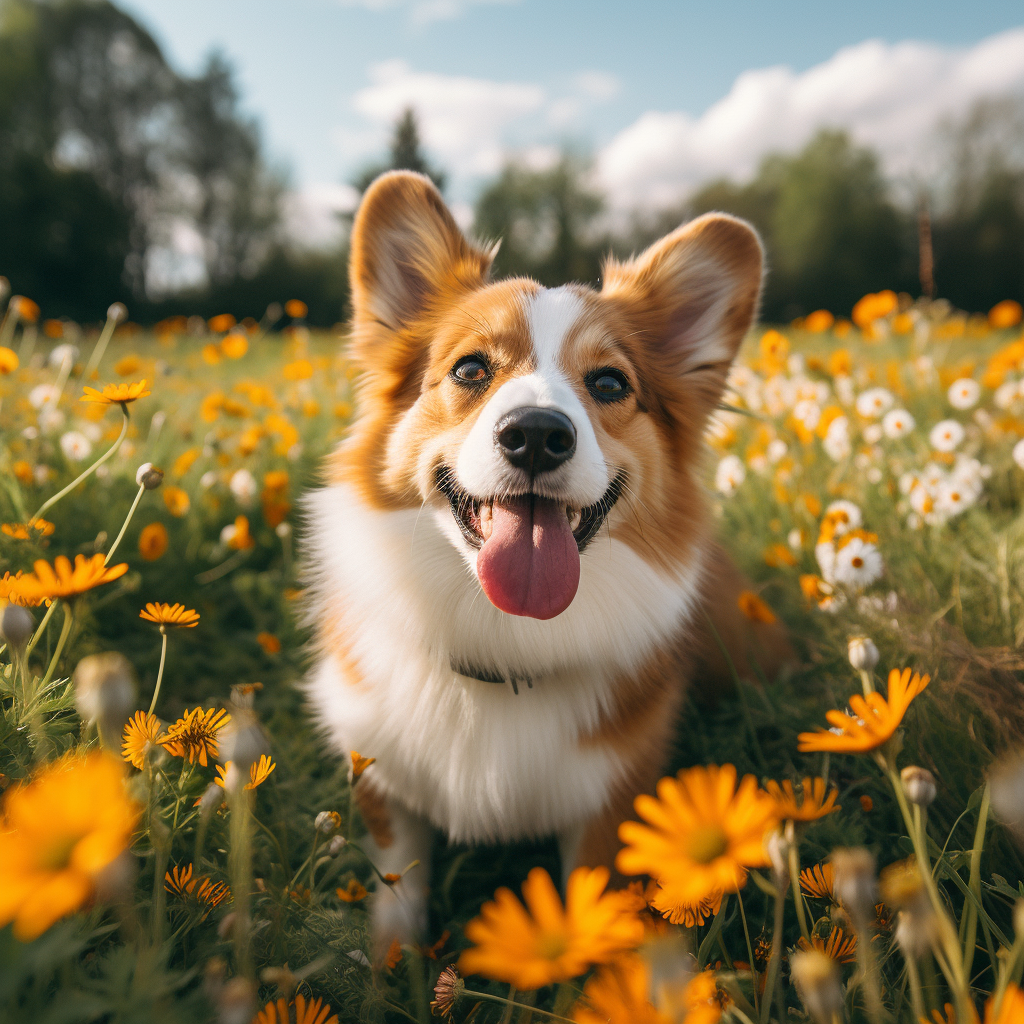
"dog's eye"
586,368,630,402
451,355,490,385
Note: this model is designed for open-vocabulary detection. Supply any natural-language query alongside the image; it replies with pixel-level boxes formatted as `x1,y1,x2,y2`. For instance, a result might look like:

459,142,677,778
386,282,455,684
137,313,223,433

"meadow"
2,288,1024,1024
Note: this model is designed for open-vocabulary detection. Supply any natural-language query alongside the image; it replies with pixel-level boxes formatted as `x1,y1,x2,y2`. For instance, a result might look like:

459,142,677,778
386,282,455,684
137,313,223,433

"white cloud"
597,28,1024,212
283,182,360,249
335,0,519,28
352,59,545,176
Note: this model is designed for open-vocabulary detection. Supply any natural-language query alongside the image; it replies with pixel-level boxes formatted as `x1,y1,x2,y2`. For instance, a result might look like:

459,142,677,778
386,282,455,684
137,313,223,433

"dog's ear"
601,213,763,376
350,171,493,331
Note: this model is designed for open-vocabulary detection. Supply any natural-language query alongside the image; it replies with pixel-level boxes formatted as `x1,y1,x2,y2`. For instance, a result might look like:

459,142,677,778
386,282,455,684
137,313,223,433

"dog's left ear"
350,171,493,332
602,213,763,376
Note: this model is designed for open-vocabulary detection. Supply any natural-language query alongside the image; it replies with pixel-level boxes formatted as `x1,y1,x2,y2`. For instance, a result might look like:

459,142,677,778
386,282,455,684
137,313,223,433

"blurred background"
1,0,1023,326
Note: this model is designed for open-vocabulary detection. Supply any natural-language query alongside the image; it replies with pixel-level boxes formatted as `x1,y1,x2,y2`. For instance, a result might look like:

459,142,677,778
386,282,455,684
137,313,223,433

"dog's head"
338,171,762,620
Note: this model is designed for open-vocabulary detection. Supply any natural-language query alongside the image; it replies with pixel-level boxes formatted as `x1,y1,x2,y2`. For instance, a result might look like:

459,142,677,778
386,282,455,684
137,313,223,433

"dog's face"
337,171,763,620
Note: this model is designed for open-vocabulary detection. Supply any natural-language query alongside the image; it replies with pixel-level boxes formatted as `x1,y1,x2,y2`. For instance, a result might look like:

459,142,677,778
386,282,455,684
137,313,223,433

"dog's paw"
371,880,427,962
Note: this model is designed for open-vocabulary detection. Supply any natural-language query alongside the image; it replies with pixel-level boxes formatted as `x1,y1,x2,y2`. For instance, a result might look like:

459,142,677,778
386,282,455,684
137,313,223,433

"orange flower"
860,795,874,812
797,925,857,964
11,296,40,322
336,878,368,902
80,380,150,405
165,863,231,909
285,299,308,319
2,519,55,539
459,866,643,990
138,522,168,561
255,993,337,1024
122,711,163,769
0,571,45,607
765,777,840,822
163,486,190,517
797,668,930,754
804,310,835,334
0,752,140,939
113,354,141,376
224,515,254,550
737,590,776,624
139,602,200,627
207,313,236,334
160,707,231,766
989,300,1024,330
763,543,797,568
283,358,314,381
617,765,778,904
650,887,723,927
983,984,1024,1024
15,554,128,603
256,631,281,654
214,755,276,790
351,751,375,779
0,346,19,374
220,332,248,359
800,862,836,901
171,448,200,478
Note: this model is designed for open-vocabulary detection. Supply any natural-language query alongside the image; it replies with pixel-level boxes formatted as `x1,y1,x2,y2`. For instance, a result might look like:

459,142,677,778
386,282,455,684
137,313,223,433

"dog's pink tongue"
476,496,580,619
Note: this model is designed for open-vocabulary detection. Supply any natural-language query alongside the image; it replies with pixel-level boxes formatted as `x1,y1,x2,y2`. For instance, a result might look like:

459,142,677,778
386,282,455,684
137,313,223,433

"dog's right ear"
350,171,493,332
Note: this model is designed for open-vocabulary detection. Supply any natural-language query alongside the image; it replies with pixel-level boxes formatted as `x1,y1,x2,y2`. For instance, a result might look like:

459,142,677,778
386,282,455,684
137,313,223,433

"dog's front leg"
353,778,432,956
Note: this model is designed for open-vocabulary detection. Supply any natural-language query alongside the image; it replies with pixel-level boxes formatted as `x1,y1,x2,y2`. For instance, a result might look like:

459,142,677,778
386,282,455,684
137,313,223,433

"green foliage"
353,107,447,195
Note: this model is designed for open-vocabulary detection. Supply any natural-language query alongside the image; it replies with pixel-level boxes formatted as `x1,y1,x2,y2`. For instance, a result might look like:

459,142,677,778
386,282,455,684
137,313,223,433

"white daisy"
934,480,974,519
863,424,883,444
823,416,851,461
947,378,981,410
815,540,837,583
994,381,1020,410
833,537,884,589
825,500,863,533
59,430,93,461
714,454,746,495
48,343,79,368
229,468,257,504
882,409,915,438
29,383,59,409
1013,438,1024,470
855,388,894,419
767,439,788,463
929,419,965,452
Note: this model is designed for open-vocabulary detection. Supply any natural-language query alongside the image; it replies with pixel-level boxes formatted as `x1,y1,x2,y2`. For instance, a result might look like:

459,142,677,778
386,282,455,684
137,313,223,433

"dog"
303,170,789,946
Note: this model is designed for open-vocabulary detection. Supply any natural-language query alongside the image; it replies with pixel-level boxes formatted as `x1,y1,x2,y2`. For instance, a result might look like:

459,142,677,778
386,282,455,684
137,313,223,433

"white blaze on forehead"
454,285,609,505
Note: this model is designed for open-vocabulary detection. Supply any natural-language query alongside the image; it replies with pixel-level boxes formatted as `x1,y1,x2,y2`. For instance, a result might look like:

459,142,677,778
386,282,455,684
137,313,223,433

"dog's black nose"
495,407,577,475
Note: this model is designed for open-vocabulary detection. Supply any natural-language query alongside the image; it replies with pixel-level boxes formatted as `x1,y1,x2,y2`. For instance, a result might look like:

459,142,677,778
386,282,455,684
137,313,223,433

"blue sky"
120,0,1024,239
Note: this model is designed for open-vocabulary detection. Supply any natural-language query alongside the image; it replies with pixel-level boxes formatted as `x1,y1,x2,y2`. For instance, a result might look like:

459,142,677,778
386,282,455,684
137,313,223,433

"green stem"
24,598,58,661
736,888,760,1016
905,952,926,1024
39,601,73,690
228,784,254,978
760,881,786,1024
962,784,991,983
859,668,875,696
789,842,811,942
464,990,577,1024
81,315,118,383
30,408,129,524
106,483,145,565
147,629,168,716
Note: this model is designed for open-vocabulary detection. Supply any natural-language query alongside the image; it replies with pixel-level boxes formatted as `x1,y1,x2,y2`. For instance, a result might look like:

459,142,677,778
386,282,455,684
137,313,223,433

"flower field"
3,288,1024,1023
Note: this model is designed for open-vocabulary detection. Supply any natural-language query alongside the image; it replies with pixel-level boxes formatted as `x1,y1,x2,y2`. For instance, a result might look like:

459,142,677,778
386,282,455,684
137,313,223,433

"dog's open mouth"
436,468,623,620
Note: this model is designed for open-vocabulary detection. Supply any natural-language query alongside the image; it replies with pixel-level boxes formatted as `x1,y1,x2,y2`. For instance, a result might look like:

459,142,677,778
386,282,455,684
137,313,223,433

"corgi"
303,170,788,946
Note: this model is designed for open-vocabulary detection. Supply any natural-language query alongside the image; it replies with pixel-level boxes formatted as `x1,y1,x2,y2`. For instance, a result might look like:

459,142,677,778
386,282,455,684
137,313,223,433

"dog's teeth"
480,503,493,541
567,506,582,531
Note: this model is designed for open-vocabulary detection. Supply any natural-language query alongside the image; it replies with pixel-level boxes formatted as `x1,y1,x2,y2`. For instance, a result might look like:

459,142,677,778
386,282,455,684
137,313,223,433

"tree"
473,153,606,287
353,107,447,195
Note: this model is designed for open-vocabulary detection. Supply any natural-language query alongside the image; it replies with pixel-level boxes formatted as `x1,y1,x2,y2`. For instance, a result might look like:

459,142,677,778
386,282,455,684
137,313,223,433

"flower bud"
265,302,283,324
199,781,223,816
894,908,933,962
901,766,937,807
219,708,269,775
135,463,164,489
1,603,35,651
990,750,1024,843
217,975,255,1024
315,810,342,834
848,635,879,671
791,949,842,1024
275,521,291,539
831,847,878,930
765,827,791,889
106,302,128,323
328,834,348,856
73,652,136,748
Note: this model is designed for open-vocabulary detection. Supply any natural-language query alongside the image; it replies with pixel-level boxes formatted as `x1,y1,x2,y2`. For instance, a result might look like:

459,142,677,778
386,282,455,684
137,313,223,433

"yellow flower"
113,354,141,376
208,313,236,333
737,590,776,624
983,985,1024,1024
765,777,840,822
2,519,55,539
165,863,231,908
283,358,314,381
989,299,1024,330
0,752,140,939
79,379,151,405
350,751,375,779
122,711,163,769
574,956,721,1024
459,866,643,990
336,878,368,902
617,765,778,904
255,994,337,1024
800,862,836,901
214,755,276,790
798,925,857,964
139,602,200,627
11,295,41,322
225,514,255,551
797,668,930,754
804,309,835,333
15,554,128,603
220,332,248,359
162,486,190,517
160,707,231,766
138,521,168,561
171,447,200,478
651,887,723,927
0,345,19,373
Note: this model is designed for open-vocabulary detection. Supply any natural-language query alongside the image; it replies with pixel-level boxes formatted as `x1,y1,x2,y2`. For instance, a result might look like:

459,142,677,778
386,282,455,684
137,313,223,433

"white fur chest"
303,484,702,843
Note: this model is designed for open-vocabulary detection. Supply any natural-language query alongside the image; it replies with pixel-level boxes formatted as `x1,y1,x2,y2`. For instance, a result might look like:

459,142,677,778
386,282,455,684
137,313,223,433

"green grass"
2,314,1024,1022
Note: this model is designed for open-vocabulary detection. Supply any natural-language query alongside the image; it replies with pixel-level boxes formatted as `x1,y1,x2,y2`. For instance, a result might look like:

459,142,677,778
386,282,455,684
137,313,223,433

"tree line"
1,0,1023,325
